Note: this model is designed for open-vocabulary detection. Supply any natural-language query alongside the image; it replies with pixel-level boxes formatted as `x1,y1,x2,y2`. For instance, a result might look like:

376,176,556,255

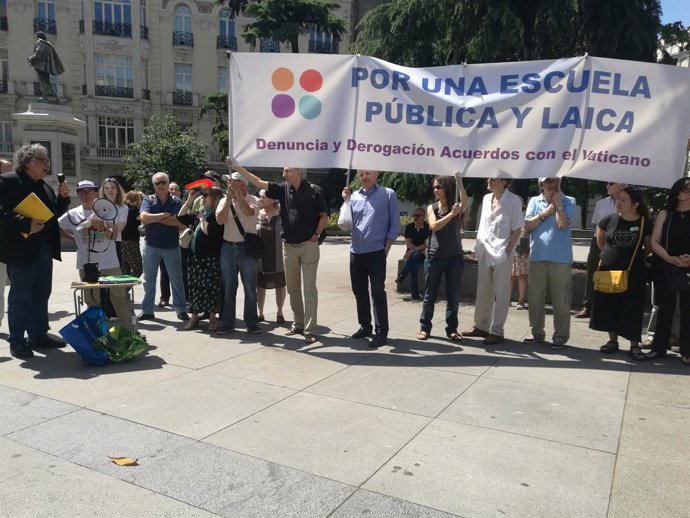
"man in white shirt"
215,172,261,335
58,180,133,331
575,182,625,319
465,176,524,345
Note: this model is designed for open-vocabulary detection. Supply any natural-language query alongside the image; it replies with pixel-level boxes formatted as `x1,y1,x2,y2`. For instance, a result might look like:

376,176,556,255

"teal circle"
299,95,321,119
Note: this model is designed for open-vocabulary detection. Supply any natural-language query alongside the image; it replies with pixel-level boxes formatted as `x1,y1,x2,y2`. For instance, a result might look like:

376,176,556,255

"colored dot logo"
270,67,322,119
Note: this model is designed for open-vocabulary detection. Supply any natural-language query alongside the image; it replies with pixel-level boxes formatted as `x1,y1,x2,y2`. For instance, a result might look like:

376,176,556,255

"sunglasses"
154,181,168,186
77,188,98,193
433,185,443,190
105,177,118,183
681,185,690,193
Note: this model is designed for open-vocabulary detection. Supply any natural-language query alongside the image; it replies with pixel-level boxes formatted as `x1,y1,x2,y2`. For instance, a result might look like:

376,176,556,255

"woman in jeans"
416,176,468,341
646,177,690,365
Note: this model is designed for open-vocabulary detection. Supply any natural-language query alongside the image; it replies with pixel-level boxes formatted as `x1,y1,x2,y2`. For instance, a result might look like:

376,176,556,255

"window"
217,10,236,50
174,63,192,105
260,38,279,53
309,25,338,54
95,54,133,97
218,66,227,93
94,0,132,37
0,121,12,152
174,4,191,33
141,59,149,99
98,116,134,149
0,0,7,31
0,49,8,94
139,0,148,39
35,0,57,34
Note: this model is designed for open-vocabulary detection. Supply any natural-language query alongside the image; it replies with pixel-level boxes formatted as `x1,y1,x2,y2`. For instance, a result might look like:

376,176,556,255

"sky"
660,0,690,26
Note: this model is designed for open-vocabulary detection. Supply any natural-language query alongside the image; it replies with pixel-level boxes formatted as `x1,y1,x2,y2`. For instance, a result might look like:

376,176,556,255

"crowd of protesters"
1,143,688,366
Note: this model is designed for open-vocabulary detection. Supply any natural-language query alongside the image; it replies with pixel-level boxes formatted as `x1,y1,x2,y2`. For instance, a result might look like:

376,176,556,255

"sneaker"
215,326,235,335
28,334,66,349
247,325,261,334
10,343,34,359
551,338,566,350
351,326,373,339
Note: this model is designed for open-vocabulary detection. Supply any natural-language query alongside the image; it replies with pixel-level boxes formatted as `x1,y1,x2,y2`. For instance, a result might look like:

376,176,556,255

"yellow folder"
13,192,54,238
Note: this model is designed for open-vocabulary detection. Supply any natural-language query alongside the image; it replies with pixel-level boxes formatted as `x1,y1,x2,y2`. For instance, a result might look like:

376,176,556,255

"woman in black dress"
646,177,690,365
591,187,651,361
257,190,286,323
121,190,144,277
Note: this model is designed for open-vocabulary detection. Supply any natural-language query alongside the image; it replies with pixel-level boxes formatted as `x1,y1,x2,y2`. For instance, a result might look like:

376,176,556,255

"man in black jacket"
0,144,70,359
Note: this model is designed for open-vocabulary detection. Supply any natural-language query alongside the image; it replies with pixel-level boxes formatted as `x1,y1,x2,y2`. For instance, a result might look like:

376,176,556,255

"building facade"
0,0,370,184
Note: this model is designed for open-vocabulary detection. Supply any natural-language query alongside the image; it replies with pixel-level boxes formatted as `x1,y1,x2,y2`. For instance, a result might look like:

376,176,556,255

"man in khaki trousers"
227,160,328,344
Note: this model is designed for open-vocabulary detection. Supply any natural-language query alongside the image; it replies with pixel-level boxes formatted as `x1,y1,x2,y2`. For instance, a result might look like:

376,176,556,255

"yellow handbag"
593,217,644,294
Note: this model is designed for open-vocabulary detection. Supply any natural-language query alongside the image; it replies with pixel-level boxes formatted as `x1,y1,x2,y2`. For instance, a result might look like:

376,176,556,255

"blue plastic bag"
59,306,110,366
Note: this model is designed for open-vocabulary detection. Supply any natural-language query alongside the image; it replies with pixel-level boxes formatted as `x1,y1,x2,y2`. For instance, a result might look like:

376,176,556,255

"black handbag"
229,203,263,259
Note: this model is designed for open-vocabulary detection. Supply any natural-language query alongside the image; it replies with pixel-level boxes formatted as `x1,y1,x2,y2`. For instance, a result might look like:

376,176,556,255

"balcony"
0,16,7,31
34,17,57,35
167,90,198,107
217,35,237,50
172,31,194,47
95,85,134,98
142,88,150,100
0,142,15,154
94,20,132,37
96,147,130,159
140,25,149,40
309,40,339,54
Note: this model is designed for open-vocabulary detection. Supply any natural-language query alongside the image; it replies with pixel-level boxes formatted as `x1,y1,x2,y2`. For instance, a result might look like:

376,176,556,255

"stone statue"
28,31,65,103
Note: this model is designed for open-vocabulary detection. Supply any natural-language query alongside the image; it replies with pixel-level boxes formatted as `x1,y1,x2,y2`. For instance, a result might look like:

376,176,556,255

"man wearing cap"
138,172,189,322
58,180,133,331
0,143,70,359
574,181,626,319
215,171,261,334
228,160,327,343
523,177,575,350
464,175,524,345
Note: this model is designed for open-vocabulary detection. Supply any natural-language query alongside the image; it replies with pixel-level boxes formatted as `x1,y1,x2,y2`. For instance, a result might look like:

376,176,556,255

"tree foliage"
200,92,229,158
214,0,346,53
352,0,668,226
123,116,208,192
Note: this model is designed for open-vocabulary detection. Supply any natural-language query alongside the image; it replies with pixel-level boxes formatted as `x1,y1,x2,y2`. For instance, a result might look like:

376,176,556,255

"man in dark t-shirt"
396,208,430,299
228,159,328,344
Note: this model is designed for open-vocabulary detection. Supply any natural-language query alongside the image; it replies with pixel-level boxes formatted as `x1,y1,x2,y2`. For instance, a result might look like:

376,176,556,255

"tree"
214,0,346,53
352,0,666,227
200,92,229,158
123,116,208,191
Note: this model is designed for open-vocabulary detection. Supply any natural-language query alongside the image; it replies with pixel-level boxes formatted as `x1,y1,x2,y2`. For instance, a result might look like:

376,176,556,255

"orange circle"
272,68,294,91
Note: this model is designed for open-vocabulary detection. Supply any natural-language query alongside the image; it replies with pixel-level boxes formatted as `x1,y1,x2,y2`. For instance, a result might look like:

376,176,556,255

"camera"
57,173,65,183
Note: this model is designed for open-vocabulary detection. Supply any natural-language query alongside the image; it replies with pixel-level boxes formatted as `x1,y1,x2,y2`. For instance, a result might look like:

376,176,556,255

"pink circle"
271,94,295,118
300,70,323,92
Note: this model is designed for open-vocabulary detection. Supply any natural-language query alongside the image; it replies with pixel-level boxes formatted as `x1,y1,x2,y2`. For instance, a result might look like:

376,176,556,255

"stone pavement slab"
364,419,615,517
205,391,431,486
0,385,79,436
331,489,459,517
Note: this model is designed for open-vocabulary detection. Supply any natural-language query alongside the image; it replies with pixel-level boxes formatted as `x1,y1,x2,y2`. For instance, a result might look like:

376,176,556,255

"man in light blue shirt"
342,170,400,348
523,177,574,349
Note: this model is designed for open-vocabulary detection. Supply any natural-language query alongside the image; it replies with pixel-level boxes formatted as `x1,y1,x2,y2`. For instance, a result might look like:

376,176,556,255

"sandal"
285,327,304,336
276,315,286,324
599,341,619,354
416,330,429,340
628,346,646,362
446,331,463,341
257,314,265,322
516,303,527,310
304,334,317,344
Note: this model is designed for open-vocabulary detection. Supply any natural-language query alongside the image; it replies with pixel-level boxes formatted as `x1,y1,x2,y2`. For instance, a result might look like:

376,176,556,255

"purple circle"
272,94,295,118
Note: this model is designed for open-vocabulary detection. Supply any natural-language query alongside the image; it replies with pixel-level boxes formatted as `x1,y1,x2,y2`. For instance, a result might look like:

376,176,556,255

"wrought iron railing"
34,17,57,34
140,25,149,40
94,20,132,37
95,85,134,98
141,89,150,100
217,35,237,50
172,31,194,47
309,40,339,54
172,90,193,106
0,79,7,94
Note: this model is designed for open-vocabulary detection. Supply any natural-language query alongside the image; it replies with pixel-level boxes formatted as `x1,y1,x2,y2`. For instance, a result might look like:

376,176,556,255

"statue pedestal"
12,103,85,185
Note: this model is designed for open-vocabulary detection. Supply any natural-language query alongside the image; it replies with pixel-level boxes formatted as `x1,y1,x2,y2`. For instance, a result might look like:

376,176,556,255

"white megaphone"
92,198,119,222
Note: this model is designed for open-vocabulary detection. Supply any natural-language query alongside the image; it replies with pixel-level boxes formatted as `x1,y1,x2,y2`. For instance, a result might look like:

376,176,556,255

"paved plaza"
1,238,688,517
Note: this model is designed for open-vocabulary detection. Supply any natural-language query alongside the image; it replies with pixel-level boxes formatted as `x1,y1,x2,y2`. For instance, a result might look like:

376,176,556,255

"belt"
223,240,244,245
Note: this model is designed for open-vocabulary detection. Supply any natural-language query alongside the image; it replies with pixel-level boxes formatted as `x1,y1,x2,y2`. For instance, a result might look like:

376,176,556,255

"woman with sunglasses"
176,187,224,331
646,177,690,365
416,176,468,341
256,189,287,324
590,187,651,361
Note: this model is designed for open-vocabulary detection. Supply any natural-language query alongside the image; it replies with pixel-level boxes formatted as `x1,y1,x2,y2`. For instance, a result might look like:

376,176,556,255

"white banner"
229,53,690,187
